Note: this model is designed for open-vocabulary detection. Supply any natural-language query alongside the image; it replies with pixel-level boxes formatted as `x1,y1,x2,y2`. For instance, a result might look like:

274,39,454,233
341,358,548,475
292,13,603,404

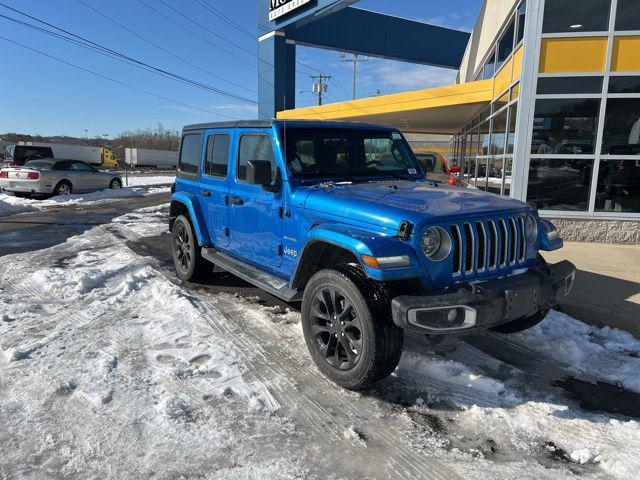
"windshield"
284,128,422,180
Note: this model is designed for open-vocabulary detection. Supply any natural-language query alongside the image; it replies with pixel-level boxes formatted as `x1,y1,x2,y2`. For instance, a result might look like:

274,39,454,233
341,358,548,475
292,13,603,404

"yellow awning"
277,79,494,134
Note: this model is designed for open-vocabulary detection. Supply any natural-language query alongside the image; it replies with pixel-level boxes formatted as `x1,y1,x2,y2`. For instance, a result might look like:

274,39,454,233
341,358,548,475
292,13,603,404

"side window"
71,162,95,171
179,133,203,174
53,161,71,171
237,134,275,182
204,134,230,178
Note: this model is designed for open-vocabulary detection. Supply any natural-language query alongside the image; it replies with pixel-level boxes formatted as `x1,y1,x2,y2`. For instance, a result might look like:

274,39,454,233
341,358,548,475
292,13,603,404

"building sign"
269,0,311,22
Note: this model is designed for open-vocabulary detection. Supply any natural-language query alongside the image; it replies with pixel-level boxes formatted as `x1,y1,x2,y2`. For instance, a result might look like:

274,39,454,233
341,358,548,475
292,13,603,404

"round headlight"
525,215,538,243
422,227,452,261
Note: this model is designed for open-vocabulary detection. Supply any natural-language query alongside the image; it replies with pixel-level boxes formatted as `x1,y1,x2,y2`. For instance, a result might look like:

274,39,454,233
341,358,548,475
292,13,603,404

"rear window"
179,133,203,174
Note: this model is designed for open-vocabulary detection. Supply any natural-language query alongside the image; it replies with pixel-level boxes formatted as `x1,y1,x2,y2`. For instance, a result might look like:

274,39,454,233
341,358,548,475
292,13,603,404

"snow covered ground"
0,175,173,217
1,205,640,479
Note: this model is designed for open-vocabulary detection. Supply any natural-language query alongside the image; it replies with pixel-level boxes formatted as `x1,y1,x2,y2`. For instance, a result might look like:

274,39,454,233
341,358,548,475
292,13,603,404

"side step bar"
201,248,302,302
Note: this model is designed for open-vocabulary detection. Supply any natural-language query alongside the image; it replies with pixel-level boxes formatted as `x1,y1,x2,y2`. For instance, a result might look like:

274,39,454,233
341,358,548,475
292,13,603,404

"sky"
0,0,482,138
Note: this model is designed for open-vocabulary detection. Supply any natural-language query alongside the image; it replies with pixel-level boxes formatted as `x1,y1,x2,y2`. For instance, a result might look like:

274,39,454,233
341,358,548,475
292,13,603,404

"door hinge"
274,243,283,256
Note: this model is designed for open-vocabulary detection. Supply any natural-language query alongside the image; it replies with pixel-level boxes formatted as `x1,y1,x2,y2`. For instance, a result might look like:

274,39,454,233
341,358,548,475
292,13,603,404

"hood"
297,181,532,230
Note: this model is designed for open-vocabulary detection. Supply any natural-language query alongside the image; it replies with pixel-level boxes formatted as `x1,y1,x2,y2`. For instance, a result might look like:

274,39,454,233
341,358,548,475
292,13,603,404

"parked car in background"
13,142,119,169
4,144,54,167
0,159,122,198
415,152,461,186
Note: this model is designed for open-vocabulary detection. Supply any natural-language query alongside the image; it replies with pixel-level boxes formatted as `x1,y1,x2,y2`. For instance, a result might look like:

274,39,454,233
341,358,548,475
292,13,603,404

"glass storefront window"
609,76,640,94
487,158,504,195
507,103,518,154
527,158,594,211
616,0,640,31
479,122,491,155
542,0,611,33
482,49,496,80
516,2,526,44
491,109,508,155
531,99,600,155
537,77,603,95
504,159,513,196
601,98,640,155
497,20,515,69
595,160,640,213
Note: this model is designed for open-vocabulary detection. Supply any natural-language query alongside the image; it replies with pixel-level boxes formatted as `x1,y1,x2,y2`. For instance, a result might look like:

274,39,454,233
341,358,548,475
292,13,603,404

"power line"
0,3,256,104
135,0,257,69
155,0,256,59
75,0,255,94
192,0,254,39
0,35,240,120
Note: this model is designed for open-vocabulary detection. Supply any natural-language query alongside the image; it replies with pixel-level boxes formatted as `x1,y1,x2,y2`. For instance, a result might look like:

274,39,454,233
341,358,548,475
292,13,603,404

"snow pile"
509,310,640,393
0,209,308,478
0,187,168,217
123,174,175,187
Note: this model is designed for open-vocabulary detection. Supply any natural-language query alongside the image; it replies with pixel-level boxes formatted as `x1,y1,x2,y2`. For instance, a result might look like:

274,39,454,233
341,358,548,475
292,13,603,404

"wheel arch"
169,192,211,247
291,239,361,290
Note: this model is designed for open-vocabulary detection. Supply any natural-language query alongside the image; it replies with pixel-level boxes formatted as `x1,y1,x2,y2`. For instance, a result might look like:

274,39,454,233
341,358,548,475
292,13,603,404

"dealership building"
258,0,640,243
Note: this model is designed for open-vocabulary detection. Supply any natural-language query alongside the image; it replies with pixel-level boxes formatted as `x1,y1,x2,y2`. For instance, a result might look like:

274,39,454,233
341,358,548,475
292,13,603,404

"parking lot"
2,193,640,480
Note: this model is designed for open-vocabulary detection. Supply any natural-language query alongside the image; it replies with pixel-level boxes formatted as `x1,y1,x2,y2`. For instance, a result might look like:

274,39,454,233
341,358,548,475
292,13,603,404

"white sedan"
0,159,122,198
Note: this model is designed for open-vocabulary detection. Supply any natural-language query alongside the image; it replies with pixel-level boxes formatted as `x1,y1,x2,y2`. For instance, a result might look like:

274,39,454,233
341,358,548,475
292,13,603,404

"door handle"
200,190,211,197
229,196,244,206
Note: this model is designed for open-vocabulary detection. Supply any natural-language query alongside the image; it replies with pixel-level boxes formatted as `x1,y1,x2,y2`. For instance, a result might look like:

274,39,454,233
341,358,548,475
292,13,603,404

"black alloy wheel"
171,214,208,282
310,286,363,371
174,220,192,275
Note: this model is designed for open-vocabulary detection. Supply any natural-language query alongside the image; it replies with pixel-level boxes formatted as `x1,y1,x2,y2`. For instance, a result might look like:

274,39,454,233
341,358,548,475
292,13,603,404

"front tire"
301,266,403,390
109,178,122,189
171,215,209,282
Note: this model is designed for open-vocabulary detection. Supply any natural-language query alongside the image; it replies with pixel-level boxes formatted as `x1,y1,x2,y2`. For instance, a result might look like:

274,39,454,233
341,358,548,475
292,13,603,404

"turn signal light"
27,172,40,180
362,255,411,269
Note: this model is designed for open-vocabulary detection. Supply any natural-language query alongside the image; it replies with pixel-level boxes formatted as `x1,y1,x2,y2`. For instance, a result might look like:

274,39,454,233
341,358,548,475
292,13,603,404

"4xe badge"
283,246,298,258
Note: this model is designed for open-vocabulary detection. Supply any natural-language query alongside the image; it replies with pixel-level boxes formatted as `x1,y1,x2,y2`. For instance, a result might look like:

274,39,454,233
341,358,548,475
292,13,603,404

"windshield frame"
280,126,424,182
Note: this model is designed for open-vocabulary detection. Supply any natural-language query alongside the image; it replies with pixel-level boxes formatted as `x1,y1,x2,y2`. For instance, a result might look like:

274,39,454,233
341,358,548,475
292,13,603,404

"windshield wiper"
296,170,361,184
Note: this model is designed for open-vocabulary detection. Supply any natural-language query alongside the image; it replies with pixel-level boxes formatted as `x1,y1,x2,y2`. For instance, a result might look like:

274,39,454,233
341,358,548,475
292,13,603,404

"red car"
415,152,461,186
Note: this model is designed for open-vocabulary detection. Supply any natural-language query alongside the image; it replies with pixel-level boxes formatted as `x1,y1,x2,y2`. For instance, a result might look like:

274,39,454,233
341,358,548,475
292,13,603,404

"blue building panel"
257,0,471,118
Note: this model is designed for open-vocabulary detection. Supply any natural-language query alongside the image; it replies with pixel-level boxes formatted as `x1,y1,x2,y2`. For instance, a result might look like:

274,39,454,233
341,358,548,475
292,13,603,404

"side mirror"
246,160,272,186
247,160,281,193
449,165,461,174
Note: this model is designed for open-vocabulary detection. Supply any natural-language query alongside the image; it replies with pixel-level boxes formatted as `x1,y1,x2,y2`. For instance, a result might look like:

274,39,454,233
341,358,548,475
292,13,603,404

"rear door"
227,131,283,268
198,130,233,247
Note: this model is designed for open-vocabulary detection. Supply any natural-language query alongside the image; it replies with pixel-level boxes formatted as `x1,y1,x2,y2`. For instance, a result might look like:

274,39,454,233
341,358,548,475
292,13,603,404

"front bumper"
391,260,576,335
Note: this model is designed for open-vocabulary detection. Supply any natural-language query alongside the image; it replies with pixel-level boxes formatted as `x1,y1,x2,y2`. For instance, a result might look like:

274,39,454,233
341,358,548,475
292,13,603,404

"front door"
227,132,283,268
198,130,232,247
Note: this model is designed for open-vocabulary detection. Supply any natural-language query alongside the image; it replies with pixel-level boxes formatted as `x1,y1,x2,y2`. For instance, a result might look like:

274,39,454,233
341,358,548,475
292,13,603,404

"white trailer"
125,148,178,169
18,142,114,167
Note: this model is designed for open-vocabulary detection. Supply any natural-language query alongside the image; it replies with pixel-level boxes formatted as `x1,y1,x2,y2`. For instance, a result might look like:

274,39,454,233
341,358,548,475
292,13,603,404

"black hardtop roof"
182,119,399,132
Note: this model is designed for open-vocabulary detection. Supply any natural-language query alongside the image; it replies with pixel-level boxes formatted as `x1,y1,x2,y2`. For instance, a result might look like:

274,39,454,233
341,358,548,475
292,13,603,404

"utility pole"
340,53,369,100
311,74,331,106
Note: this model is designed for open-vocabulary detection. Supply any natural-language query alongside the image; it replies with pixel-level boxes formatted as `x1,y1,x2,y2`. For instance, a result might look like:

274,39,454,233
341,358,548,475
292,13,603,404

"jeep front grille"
449,216,528,277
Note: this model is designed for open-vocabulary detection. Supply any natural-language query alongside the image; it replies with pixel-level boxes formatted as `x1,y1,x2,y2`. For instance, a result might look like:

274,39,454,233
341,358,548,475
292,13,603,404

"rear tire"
301,265,403,390
109,178,122,189
54,180,72,196
171,215,209,282
490,309,550,334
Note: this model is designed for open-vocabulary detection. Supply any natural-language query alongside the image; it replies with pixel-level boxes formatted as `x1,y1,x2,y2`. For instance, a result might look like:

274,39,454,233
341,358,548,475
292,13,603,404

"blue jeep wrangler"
170,120,575,390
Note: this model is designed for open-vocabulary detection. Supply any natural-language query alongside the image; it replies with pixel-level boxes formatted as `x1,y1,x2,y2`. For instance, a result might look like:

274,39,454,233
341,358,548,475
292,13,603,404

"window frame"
203,133,231,179
236,133,276,184
178,132,204,179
